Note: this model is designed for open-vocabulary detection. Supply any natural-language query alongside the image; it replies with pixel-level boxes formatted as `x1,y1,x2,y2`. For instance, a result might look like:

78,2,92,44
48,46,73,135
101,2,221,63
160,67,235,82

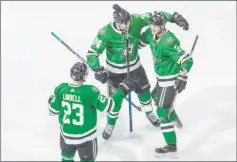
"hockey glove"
93,67,108,84
175,75,188,93
118,77,137,96
171,12,189,31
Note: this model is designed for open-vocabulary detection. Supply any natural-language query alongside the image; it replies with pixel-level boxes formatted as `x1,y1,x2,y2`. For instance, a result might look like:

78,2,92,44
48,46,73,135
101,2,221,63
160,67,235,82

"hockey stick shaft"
123,31,133,132
51,32,86,63
113,4,133,132
113,4,133,131
190,35,199,56
162,34,199,121
125,16,133,132
125,34,133,132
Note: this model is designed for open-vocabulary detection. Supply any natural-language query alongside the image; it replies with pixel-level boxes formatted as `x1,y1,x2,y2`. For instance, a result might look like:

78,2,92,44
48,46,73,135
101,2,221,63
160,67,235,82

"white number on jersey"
93,38,102,49
98,95,107,103
174,45,182,53
62,101,84,125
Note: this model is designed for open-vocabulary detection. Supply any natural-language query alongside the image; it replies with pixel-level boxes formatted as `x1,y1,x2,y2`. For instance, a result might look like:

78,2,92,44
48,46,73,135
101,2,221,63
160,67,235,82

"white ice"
1,1,236,161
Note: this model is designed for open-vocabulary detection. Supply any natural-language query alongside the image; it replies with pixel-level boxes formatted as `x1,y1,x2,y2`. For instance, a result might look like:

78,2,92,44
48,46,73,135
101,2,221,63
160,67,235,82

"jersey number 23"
62,101,84,126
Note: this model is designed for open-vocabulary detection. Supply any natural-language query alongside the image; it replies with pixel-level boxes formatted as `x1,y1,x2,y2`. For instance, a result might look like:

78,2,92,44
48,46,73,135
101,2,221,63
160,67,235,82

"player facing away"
48,62,137,162
139,12,193,157
86,5,189,140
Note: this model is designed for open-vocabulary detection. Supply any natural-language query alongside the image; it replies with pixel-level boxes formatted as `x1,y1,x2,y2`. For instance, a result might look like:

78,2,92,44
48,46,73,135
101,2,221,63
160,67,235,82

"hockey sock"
106,90,126,125
136,90,153,112
61,152,75,162
157,107,177,144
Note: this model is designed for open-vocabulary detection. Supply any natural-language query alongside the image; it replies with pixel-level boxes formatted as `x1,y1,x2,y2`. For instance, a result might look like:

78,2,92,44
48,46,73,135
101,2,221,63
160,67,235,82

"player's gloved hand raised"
118,77,137,96
174,75,188,93
171,12,189,30
93,66,108,84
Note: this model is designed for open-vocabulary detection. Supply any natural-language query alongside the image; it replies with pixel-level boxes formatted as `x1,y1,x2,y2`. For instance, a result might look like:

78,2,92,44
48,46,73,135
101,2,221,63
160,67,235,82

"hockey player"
86,4,189,140
139,12,193,156
48,62,137,162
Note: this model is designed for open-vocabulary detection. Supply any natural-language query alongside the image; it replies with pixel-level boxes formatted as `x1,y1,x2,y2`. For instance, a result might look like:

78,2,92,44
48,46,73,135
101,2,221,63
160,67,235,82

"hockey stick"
50,32,141,111
113,4,133,132
51,32,86,63
161,34,199,122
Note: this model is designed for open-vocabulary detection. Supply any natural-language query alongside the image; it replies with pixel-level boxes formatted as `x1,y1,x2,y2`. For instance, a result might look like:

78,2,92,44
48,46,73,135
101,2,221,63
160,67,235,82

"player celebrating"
48,62,136,162
86,4,189,140
139,12,193,157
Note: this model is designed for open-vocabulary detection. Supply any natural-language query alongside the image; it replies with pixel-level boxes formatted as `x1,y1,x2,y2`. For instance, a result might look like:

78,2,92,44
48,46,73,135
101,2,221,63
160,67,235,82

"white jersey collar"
111,22,123,34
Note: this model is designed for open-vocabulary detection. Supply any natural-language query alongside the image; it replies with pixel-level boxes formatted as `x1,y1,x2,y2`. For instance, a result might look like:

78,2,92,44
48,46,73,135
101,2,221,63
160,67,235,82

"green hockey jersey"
86,11,173,74
49,83,125,144
139,29,193,87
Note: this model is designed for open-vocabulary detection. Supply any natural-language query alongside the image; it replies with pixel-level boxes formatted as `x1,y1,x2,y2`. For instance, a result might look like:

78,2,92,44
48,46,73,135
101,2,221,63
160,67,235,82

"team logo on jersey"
120,41,135,60
92,86,99,92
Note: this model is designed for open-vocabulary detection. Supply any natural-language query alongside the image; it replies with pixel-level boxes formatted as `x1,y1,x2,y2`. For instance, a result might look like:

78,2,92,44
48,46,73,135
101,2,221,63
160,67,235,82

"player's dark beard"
113,22,129,33
153,28,166,43
113,22,123,31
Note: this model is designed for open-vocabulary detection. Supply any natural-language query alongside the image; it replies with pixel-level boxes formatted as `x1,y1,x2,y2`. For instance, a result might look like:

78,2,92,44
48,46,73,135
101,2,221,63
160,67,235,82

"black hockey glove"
118,77,137,96
175,75,188,93
171,12,189,31
93,67,108,84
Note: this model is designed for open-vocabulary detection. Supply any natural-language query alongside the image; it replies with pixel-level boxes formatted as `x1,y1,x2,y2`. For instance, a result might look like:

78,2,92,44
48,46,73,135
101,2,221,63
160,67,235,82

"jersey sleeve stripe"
177,52,189,64
139,39,147,46
49,110,59,116
87,50,99,56
181,55,192,65
48,105,59,113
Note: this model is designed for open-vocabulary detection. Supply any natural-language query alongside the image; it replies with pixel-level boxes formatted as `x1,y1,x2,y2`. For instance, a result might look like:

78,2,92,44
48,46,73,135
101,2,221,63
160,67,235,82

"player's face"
117,20,130,31
150,24,161,35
